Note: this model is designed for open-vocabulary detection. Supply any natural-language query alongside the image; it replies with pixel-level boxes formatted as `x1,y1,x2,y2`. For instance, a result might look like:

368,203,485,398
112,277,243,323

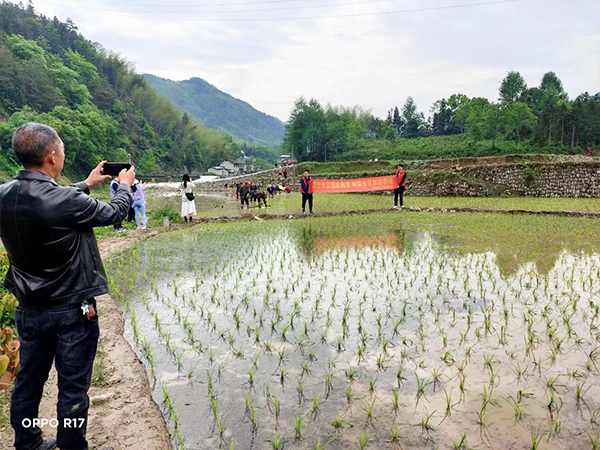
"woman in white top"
181,174,197,222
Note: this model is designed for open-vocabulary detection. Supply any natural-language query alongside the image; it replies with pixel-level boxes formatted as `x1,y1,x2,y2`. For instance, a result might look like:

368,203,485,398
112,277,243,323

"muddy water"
107,213,600,450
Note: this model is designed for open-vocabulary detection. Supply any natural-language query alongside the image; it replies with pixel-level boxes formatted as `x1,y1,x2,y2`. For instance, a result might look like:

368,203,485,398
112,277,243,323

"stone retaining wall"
195,161,600,198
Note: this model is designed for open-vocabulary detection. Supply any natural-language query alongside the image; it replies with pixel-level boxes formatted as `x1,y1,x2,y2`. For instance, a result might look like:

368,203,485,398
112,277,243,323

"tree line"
283,71,600,162
0,1,242,179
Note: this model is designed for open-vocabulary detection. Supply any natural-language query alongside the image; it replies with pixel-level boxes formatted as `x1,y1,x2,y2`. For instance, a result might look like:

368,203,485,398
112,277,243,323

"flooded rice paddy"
107,211,600,450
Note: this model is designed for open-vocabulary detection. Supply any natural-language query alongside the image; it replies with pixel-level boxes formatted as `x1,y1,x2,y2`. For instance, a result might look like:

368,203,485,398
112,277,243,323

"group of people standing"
298,164,407,213
235,182,268,210
230,164,406,215
108,163,406,233
109,163,406,232
110,173,198,232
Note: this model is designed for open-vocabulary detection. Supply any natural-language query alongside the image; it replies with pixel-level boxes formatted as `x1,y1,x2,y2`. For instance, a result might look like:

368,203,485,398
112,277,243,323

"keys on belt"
81,300,97,319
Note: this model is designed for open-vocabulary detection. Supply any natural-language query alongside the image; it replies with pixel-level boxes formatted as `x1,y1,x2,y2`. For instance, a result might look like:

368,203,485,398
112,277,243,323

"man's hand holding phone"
84,161,135,188
85,160,112,188
119,165,136,186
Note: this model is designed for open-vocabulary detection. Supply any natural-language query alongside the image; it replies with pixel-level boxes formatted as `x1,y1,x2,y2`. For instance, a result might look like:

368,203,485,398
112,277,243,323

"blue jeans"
133,199,146,227
11,300,99,450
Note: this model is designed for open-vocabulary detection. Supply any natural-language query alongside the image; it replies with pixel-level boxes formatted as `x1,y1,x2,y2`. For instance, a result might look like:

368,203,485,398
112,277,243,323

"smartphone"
103,162,132,177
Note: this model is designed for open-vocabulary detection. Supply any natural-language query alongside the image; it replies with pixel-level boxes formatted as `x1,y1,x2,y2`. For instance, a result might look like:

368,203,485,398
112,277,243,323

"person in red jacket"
394,163,406,209
300,170,313,213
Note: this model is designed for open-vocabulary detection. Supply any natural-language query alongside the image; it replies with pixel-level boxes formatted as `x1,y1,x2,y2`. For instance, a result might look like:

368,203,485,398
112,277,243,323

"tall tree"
283,97,327,162
539,71,567,110
400,97,424,138
503,102,538,146
431,98,462,136
499,71,527,104
571,92,600,151
535,72,568,145
460,97,491,144
392,106,401,135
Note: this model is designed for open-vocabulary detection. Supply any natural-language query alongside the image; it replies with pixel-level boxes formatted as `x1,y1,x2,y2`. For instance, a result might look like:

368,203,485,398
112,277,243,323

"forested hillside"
0,2,240,180
283,72,600,162
144,74,285,148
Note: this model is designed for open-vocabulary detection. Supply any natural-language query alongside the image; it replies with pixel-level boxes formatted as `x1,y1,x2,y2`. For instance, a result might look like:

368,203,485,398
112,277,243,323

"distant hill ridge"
144,74,285,148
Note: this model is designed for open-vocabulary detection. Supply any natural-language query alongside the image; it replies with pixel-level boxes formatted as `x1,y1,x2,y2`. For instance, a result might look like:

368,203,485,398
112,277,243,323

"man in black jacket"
0,123,135,450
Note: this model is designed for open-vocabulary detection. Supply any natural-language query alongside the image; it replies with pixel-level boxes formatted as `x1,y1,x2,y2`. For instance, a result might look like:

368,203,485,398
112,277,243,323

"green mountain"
0,2,240,180
144,74,285,148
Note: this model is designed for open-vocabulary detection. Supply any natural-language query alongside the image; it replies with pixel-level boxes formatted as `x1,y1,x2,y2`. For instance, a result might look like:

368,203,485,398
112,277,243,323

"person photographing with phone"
0,123,135,450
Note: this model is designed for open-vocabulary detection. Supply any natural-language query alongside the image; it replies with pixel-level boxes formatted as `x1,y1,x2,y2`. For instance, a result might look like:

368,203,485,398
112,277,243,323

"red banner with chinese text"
310,175,397,193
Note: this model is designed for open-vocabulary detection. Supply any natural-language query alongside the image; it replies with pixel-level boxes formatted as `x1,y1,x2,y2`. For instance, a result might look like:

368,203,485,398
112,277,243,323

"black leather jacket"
0,170,133,307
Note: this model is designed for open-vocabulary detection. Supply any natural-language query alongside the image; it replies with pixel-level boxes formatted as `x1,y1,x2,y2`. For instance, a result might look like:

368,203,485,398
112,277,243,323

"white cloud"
29,0,600,121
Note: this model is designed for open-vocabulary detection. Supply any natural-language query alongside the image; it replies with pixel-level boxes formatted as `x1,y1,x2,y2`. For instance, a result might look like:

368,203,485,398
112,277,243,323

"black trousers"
11,300,99,450
394,186,405,207
302,193,313,212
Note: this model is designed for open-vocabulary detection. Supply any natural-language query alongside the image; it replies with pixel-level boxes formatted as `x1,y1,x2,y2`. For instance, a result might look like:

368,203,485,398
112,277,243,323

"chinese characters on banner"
310,175,397,193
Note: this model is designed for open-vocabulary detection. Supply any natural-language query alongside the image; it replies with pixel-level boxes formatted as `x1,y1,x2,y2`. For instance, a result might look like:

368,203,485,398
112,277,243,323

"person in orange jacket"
300,170,313,213
394,163,406,209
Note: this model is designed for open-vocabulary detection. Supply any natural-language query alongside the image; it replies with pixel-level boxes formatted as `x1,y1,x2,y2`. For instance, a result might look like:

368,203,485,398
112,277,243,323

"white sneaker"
393,206,397,209
116,228,126,234
142,225,146,230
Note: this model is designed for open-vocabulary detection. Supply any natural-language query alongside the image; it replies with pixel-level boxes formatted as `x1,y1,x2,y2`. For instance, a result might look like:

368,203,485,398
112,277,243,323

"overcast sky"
26,0,600,122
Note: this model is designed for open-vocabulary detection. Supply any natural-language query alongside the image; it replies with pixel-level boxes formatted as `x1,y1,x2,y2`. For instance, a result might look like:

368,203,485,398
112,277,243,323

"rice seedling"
272,395,280,422
388,422,403,446
368,376,377,395
415,375,432,407
591,406,600,427
421,410,436,439
346,385,354,404
294,413,303,440
311,437,335,450
507,395,525,424
324,370,334,396
392,389,400,416
331,413,351,430
530,429,547,450
346,365,360,382
311,394,322,416
365,398,376,424
279,367,288,386
587,431,600,450
358,430,371,449
439,389,453,424
266,433,284,450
